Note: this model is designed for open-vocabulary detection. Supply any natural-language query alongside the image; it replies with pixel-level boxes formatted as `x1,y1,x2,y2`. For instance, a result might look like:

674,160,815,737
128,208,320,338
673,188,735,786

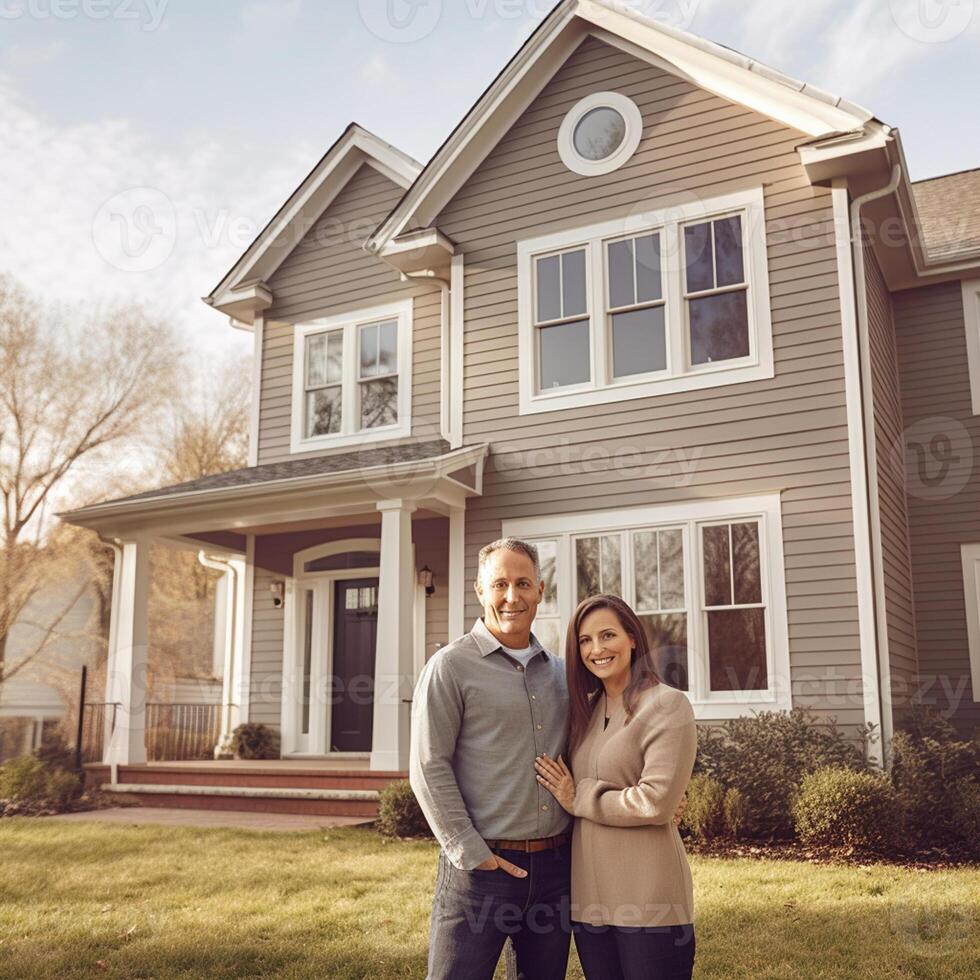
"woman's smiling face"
578,606,635,689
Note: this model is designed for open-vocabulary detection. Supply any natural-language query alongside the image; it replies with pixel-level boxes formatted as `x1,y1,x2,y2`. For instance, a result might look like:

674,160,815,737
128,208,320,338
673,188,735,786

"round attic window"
558,92,642,176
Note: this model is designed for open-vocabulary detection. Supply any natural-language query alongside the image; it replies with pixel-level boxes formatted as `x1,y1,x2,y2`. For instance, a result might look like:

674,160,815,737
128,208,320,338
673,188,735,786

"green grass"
0,819,978,979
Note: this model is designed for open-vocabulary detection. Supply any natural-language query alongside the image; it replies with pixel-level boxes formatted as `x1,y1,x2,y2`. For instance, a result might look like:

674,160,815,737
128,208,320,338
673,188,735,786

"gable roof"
912,168,980,261
204,124,421,323
365,0,878,254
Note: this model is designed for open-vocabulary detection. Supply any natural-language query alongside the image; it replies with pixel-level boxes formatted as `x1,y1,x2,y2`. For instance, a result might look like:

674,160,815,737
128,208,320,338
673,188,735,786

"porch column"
371,499,417,772
448,506,465,640
228,557,248,733
103,538,151,766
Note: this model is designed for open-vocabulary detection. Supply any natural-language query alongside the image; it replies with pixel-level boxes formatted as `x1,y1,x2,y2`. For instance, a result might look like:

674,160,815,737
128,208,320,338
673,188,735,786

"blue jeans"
573,921,696,980
426,844,573,980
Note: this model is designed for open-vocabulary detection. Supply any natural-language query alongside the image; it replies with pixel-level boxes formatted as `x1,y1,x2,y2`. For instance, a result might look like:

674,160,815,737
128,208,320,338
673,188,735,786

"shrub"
695,708,869,838
376,780,432,839
890,709,979,854
232,723,280,760
681,774,725,841
792,767,904,853
723,787,749,839
0,756,82,809
950,780,980,859
33,728,75,773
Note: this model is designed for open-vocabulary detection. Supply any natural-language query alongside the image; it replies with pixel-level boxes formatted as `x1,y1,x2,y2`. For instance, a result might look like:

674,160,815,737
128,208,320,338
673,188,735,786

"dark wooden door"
330,578,379,752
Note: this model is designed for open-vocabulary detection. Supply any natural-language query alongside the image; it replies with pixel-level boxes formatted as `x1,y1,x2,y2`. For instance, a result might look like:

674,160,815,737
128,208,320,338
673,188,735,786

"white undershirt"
501,643,537,665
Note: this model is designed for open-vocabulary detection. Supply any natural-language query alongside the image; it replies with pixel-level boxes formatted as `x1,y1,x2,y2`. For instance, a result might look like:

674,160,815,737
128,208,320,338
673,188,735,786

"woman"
534,593,697,980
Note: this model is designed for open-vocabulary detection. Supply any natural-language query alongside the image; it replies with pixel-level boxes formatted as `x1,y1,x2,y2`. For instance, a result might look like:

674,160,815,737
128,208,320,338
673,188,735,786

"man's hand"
674,793,688,828
474,854,528,877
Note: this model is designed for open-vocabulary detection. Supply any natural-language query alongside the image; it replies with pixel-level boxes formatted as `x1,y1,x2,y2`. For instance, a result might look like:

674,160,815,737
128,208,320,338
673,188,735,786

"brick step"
100,783,380,818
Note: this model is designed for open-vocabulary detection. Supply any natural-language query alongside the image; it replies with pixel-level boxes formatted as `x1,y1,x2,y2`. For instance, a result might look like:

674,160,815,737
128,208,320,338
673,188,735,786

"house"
61,0,980,814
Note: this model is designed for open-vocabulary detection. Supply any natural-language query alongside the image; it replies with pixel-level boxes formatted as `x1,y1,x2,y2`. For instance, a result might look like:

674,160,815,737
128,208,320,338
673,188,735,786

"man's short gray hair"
477,537,541,581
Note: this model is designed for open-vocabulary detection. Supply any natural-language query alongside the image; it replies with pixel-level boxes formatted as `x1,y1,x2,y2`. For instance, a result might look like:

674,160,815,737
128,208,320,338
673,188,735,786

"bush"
0,756,82,809
681,774,726,841
376,780,432,839
891,710,980,855
232,723,280,760
33,728,75,773
695,708,869,838
792,767,904,853
723,787,749,839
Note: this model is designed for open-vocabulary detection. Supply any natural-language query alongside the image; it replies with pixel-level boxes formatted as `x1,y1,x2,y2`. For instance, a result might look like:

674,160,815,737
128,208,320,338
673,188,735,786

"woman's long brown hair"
566,593,662,755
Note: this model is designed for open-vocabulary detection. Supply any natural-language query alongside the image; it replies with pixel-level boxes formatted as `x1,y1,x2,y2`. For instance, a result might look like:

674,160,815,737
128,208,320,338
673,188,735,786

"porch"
60,441,487,797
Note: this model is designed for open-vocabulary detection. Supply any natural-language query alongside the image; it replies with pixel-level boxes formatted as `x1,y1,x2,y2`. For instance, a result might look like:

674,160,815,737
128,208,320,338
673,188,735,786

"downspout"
198,551,239,739
847,164,903,761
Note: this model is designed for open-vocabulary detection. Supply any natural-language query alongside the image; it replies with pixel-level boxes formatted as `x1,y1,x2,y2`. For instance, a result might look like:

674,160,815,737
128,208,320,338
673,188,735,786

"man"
410,537,572,980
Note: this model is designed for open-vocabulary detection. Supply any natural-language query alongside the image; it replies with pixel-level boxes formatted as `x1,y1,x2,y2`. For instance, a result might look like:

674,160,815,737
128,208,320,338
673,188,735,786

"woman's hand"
534,753,576,812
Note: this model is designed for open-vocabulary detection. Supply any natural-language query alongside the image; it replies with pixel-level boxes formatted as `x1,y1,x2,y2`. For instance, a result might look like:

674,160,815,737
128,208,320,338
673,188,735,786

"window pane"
360,322,379,378
535,618,562,657
378,320,398,375
536,254,561,323
702,524,731,607
573,106,626,161
607,238,635,309
576,536,600,601
714,215,744,287
659,529,685,609
306,331,342,388
537,540,558,616
689,289,750,365
732,522,762,605
305,552,380,573
707,607,767,691
539,319,590,389
639,613,688,691
635,233,662,303
360,377,398,429
562,249,587,317
633,530,659,610
684,221,714,293
601,535,622,596
612,307,666,379
306,387,342,437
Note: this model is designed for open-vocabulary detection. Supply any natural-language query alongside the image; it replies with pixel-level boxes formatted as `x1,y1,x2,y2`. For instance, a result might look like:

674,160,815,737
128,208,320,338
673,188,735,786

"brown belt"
486,833,570,853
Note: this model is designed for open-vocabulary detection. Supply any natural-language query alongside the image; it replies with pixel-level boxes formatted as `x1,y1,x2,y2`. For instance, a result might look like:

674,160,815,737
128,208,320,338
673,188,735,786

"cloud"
1,39,69,70
359,52,393,85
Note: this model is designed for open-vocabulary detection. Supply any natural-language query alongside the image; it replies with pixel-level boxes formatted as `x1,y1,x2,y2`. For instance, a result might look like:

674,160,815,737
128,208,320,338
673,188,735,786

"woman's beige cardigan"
569,682,697,927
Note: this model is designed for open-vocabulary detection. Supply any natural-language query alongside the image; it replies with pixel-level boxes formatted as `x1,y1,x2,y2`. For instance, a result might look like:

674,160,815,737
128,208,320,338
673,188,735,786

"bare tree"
0,274,180,692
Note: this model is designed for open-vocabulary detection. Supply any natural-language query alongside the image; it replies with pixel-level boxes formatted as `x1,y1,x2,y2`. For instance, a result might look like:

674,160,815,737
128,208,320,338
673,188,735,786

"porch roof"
58,441,488,537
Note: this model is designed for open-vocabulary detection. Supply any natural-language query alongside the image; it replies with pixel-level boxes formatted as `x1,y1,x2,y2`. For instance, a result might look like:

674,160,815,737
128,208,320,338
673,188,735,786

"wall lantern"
418,565,436,597
270,581,285,608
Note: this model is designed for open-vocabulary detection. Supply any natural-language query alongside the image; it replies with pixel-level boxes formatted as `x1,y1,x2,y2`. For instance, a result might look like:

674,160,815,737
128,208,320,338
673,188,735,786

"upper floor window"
962,279,980,416
557,91,643,177
290,299,412,453
516,187,773,416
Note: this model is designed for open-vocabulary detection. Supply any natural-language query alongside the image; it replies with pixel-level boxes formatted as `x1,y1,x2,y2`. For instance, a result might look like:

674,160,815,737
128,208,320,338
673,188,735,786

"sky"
1,0,977,362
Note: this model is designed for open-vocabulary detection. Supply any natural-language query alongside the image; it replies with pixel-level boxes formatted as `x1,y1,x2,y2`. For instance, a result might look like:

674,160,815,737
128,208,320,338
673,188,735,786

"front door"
329,578,379,752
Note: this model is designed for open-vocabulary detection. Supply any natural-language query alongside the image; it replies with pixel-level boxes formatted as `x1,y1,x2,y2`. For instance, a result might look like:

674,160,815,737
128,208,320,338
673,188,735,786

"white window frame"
959,543,980,702
517,186,774,415
961,279,980,416
290,299,412,453
557,91,644,177
502,494,791,719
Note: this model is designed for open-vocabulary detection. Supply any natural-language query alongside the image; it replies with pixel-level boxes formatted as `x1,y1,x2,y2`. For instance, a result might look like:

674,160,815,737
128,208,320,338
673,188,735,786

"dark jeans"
573,921,696,980
426,843,572,980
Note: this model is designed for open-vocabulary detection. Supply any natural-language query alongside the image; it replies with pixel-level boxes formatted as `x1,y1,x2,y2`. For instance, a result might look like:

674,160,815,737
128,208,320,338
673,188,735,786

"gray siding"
437,36,864,726
865,244,918,723
893,281,980,735
259,164,442,465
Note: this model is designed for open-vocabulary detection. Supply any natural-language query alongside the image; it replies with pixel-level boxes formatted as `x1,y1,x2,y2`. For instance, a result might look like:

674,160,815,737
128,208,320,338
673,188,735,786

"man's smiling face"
474,547,544,649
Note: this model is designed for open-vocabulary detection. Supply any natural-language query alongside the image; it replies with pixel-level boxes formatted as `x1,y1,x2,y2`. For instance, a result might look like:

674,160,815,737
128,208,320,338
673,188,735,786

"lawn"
0,819,977,979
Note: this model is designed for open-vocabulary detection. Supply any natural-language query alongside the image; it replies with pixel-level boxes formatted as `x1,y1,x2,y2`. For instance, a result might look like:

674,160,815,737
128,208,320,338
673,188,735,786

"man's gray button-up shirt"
409,618,571,870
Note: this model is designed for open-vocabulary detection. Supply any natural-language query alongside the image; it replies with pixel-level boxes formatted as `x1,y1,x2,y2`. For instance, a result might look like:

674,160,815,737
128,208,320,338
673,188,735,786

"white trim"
516,186,773,415
557,90,642,177
289,299,413,454
502,493,791,720
959,544,980,702
239,536,255,725
450,254,465,448
248,316,263,467
961,279,980,416
831,183,884,763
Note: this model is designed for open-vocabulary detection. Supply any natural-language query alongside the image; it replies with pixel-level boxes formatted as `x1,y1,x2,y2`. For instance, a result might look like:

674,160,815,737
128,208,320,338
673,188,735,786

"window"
290,300,412,452
557,91,643,177
517,187,773,415
962,280,980,416
960,544,980,702
504,495,790,718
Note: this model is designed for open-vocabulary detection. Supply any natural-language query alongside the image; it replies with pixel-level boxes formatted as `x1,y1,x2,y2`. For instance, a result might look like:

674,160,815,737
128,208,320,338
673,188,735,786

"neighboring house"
61,0,980,781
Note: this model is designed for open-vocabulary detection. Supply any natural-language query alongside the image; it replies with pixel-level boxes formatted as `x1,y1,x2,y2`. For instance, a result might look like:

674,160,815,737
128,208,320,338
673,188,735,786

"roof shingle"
911,168,980,260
